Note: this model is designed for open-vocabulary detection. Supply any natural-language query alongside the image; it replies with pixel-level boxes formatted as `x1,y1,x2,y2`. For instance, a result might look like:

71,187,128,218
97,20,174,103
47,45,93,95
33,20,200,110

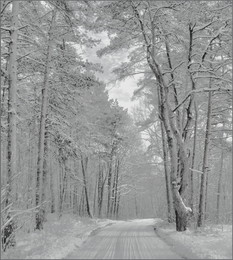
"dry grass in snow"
156,221,232,259
1,214,115,259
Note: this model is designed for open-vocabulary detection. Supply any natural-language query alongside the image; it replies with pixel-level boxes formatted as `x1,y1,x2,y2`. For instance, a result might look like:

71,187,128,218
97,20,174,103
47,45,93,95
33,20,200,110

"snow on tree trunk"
166,122,191,232
35,9,56,230
3,1,19,251
110,158,119,217
197,78,213,227
131,4,191,231
160,121,173,223
189,101,198,212
93,173,98,216
97,162,104,217
216,129,224,224
6,0,19,208
59,156,68,217
107,148,114,217
81,156,92,218
40,123,49,221
113,159,120,218
49,140,55,213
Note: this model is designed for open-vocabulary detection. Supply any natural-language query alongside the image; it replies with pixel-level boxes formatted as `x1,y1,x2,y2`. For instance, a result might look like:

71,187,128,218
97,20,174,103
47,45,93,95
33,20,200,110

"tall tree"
6,0,19,208
94,0,232,230
35,8,56,230
80,155,92,218
216,124,225,224
197,78,213,227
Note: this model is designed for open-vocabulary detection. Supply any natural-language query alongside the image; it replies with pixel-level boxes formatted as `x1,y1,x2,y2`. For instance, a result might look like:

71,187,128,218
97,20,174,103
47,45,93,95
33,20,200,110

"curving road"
66,219,184,259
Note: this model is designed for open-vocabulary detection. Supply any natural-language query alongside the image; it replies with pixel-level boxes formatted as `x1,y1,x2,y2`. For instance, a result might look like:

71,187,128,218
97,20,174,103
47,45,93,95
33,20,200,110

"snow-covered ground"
1,214,115,259
2,215,232,259
155,220,232,259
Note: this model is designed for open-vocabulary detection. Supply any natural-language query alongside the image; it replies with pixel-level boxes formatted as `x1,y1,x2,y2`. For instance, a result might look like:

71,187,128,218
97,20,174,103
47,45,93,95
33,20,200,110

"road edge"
89,222,115,237
63,221,116,259
153,221,200,260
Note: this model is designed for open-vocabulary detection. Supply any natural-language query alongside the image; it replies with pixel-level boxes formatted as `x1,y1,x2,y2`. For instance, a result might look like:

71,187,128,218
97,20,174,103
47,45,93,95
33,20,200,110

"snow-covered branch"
194,76,232,84
162,61,185,75
173,87,232,112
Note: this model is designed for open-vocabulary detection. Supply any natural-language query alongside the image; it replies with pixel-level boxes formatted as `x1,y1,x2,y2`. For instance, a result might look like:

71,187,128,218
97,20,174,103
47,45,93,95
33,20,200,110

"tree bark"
3,2,19,249
35,9,56,230
131,4,191,230
73,184,78,214
204,169,209,221
197,80,212,227
38,122,49,223
79,187,85,216
93,174,97,217
6,0,19,208
59,157,68,217
189,101,198,212
107,147,114,217
97,162,104,217
58,151,63,216
110,158,119,217
116,191,121,219
27,130,33,210
113,159,120,217
97,161,107,218
160,121,173,222
49,140,55,213
81,155,92,218
216,130,224,224
157,68,190,231
134,193,138,218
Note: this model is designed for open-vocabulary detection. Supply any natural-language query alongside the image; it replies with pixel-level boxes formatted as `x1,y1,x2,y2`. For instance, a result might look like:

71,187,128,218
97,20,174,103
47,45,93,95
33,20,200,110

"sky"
39,2,140,112
78,32,141,113
75,31,150,149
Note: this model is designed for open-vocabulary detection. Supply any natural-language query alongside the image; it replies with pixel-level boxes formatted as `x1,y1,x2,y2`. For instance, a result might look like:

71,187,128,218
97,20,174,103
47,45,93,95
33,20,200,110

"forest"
1,0,232,255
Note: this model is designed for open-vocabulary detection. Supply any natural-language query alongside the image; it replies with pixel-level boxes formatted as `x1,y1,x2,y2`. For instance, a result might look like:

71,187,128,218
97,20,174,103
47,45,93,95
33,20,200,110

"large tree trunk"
93,174,98,217
58,151,63,215
27,130,33,210
73,184,78,214
134,193,138,218
81,156,92,218
107,148,114,217
3,2,19,250
35,10,56,230
146,8,191,230
49,140,55,213
6,0,19,208
110,158,119,217
59,156,68,217
158,78,190,231
197,80,212,227
79,188,85,216
116,191,121,219
216,128,224,224
160,121,173,222
97,162,104,217
39,123,49,223
113,159,120,218
189,101,198,212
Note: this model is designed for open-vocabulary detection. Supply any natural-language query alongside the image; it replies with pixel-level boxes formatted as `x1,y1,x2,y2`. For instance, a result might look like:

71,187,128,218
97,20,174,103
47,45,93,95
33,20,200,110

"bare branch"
173,87,232,112
194,75,232,84
193,21,217,33
1,27,11,31
162,61,185,75
16,49,43,61
1,0,12,14
212,4,232,12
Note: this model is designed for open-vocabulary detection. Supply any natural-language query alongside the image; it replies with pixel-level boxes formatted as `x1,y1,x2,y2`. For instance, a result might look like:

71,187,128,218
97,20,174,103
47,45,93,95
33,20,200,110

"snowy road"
66,219,184,259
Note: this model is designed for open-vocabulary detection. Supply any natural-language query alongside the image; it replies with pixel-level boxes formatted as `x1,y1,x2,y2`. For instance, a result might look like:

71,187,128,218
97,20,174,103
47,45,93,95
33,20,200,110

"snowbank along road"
66,219,186,259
